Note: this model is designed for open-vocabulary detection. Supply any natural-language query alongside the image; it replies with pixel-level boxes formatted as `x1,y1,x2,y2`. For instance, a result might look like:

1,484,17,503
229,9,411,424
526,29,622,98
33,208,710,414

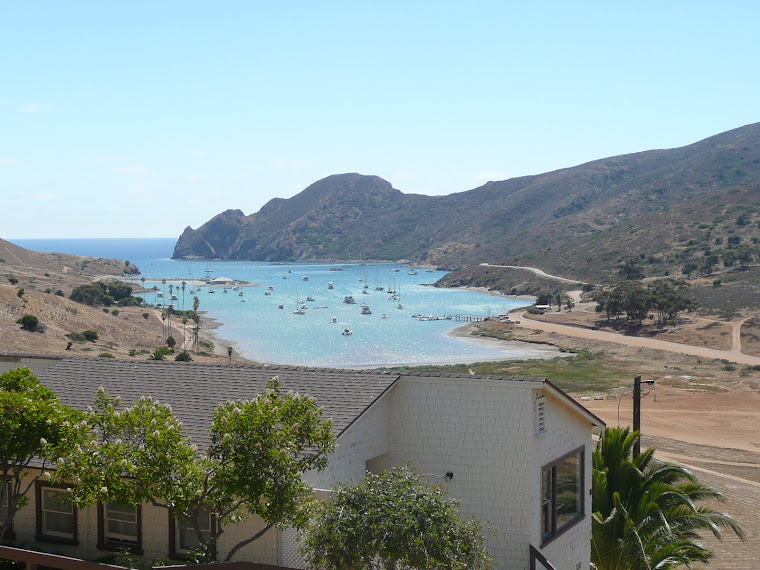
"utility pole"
633,375,641,458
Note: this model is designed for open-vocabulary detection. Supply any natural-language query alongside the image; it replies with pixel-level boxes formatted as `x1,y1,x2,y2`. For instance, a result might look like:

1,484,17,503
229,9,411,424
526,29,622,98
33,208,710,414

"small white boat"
278,304,284,309
362,290,369,294
332,316,338,323
282,275,287,279
239,291,244,296
398,303,403,309
343,295,356,304
361,305,372,315
208,289,215,294
264,290,271,296
241,298,247,303
408,269,418,275
327,282,334,289
306,295,315,301
342,328,352,336
293,308,305,315
302,275,309,281
267,285,275,291
382,313,387,319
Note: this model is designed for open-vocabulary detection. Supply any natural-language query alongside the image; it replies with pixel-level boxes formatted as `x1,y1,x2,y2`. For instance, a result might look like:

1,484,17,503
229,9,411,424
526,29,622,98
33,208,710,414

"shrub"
66,332,86,343
66,341,72,350
8,276,18,285
16,314,39,331
103,308,109,313
174,350,192,362
713,280,722,288
98,352,115,358
17,288,25,298
166,335,177,348
723,364,736,371
111,309,119,316
128,349,137,356
45,288,52,294
142,313,149,319
149,346,172,360
82,330,99,342
55,290,64,296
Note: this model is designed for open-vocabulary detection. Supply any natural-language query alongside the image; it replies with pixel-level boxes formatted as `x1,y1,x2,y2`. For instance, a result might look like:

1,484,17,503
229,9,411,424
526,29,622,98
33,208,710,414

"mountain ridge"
173,122,760,281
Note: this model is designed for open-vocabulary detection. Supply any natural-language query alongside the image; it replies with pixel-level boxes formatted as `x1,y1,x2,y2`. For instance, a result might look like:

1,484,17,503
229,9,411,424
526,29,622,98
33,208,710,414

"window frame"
35,482,78,545
1,482,15,540
168,509,215,560
540,446,585,546
97,502,143,554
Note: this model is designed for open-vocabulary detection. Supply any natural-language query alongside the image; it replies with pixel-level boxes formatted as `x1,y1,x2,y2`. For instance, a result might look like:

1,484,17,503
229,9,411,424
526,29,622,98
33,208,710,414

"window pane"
541,469,553,535
42,489,73,514
43,511,75,537
556,452,582,527
105,503,137,522
177,512,211,552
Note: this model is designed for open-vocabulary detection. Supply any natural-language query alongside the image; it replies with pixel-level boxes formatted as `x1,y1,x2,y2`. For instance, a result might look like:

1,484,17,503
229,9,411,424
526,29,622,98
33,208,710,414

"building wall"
9,472,279,565
305,391,390,490
531,389,594,570
384,376,594,570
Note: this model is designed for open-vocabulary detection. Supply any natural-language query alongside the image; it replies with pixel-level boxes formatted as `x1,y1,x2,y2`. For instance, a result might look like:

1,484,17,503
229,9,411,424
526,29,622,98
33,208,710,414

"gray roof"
37,358,399,450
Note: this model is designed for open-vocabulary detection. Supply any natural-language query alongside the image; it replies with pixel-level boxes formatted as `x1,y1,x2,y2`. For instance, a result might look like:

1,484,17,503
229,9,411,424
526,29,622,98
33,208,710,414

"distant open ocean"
9,238,554,367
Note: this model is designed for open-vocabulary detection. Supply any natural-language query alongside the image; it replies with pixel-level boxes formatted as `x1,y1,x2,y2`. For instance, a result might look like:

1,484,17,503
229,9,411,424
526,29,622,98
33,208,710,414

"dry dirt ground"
492,299,760,568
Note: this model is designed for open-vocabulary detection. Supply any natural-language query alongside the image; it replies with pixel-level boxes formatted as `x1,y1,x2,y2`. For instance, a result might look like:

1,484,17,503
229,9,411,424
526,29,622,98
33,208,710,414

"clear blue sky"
2,1,758,239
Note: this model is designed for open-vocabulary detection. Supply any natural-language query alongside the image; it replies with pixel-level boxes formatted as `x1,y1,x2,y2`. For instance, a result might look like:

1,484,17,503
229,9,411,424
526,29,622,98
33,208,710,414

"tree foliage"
302,466,494,570
0,368,87,540
59,378,335,562
16,314,39,331
594,279,697,327
591,428,744,569
70,280,135,306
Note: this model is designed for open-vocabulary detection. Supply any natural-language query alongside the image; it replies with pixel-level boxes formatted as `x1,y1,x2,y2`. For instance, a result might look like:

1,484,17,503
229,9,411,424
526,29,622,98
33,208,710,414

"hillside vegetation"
173,123,760,283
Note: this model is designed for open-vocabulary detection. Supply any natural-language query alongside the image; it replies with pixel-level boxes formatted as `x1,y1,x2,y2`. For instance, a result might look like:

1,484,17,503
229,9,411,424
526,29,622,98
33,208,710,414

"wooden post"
633,375,641,458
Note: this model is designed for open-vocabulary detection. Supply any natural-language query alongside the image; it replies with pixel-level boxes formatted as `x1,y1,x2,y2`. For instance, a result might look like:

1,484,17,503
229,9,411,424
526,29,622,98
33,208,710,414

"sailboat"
293,294,305,315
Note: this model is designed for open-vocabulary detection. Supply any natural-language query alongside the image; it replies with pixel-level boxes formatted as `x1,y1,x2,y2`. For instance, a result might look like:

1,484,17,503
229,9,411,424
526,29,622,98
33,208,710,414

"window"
541,447,584,544
98,502,142,553
1,483,13,539
36,483,77,544
169,510,214,558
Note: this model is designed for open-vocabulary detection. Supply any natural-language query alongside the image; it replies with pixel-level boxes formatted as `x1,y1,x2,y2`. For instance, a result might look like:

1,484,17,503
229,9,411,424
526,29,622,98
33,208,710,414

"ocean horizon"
9,237,555,367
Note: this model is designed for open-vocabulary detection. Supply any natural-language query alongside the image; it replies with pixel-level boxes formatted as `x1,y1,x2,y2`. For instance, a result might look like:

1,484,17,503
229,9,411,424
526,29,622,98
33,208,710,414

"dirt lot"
584,387,760,569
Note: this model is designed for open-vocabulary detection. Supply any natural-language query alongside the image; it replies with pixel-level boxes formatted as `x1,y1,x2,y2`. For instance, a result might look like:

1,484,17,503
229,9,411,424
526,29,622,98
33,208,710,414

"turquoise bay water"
11,238,553,367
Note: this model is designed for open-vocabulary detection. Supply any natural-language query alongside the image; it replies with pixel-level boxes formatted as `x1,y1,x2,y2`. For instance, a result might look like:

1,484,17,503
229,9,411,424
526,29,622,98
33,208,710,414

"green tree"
16,314,38,331
591,428,744,569
61,379,335,562
646,278,698,327
303,466,494,570
0,368,87,540
618,257,645,281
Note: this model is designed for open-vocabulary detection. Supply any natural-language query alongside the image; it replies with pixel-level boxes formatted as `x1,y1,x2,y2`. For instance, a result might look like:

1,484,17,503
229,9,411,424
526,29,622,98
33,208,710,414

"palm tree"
591,428,744,569
181,280,187,312
161,278,167,309
140,277,146,306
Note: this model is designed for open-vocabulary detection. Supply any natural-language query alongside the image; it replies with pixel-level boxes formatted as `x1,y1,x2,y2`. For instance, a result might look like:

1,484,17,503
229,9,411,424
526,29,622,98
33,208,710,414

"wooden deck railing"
529,544,559,570
0,546,298,570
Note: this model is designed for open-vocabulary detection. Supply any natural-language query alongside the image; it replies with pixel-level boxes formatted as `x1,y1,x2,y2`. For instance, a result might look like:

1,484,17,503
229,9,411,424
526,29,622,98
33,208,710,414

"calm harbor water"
11,238,557,367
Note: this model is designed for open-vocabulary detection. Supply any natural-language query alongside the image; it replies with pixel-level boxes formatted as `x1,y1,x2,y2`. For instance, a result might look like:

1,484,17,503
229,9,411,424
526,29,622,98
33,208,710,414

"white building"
2,356,603,569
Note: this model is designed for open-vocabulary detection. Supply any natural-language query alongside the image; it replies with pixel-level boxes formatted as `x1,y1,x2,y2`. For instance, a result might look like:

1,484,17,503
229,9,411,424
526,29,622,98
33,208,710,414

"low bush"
16,314,39,331
98,352,115,358
82,330,99,342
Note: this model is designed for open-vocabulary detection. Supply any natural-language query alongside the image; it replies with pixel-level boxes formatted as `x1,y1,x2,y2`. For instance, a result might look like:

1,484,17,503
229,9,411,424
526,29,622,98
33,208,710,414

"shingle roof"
36,358,399,450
